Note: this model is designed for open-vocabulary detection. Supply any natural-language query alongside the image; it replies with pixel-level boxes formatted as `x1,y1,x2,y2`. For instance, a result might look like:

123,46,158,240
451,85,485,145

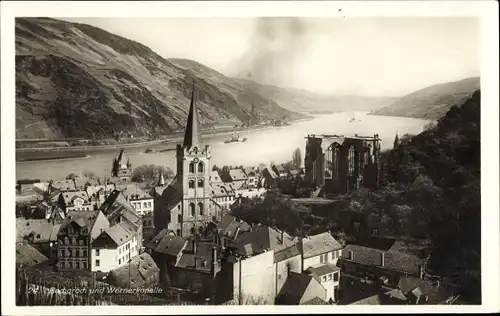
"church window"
189,203,195,217
198,202,204,215
189,162,195,174
197,162,204,173
189,180,195,189
332,145,339,180
197,179,204,188
325,145,333,179
348,146,356,176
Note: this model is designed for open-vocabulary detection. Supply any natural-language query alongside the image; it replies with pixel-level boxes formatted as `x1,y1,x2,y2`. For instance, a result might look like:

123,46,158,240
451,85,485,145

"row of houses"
144,214,456,305
16,189,159,281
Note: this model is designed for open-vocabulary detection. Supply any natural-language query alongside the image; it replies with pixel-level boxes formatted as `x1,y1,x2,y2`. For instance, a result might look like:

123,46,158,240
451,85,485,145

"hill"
370,77,480,119
15,18,302,139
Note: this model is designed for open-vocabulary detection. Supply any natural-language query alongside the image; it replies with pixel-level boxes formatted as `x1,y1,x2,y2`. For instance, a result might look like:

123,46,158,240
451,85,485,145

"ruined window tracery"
348,145,356,176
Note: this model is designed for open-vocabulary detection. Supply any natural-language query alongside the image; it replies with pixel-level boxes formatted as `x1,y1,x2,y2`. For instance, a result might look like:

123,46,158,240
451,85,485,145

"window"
197,179,204,188
69,262,73,268
348,145,356,176
83,250,87,257
76,249,80,257
177,214,182,223
198,202,204,216
334,272,339,281
83,262,87,269
189,203,195,217
76,262,80,269
328,273,333,281
320,253,328,263
96,249,100,256
119,258,121,265
95,259,100,267
332,251,337,260
189,162,195,173
322,276,327,282
325,145,333,179
189,180,195,189
334,145,340,180
147,202,151,208
60,250,64,257
79,239,84,246
143,202,147,208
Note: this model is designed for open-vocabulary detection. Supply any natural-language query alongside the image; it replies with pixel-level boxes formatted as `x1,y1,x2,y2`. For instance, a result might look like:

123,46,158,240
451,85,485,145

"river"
15,112,431,181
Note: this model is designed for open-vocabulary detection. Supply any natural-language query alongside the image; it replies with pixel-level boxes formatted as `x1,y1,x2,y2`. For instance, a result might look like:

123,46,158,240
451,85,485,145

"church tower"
176,83,213,237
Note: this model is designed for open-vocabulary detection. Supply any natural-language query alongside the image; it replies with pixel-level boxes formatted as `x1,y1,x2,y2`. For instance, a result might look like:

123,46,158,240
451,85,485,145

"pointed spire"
183,80,200,150
394,131,400,147
158,173,165,186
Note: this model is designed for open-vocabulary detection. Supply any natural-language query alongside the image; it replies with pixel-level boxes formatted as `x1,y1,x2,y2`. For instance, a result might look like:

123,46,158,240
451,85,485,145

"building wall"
56,226,91,271
90,211,110,240
169,266,215,296
275,254,302,295
233,250,276,305
303,249,342,271
91,238,138,272
131,198,154,216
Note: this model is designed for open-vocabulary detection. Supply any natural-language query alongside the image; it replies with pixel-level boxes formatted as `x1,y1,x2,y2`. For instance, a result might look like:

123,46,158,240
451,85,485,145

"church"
153,84,222,238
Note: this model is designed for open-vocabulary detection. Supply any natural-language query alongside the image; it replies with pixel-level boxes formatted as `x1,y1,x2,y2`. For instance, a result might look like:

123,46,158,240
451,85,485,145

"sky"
63,17,480,97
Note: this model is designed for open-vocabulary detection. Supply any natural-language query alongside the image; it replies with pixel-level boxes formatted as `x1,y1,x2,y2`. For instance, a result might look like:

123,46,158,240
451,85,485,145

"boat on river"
224,133,247,144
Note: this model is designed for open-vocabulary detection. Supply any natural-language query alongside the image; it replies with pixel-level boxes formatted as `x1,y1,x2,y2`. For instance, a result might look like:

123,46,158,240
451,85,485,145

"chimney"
280,229,284,245
380,252,385,267
349,250,354,260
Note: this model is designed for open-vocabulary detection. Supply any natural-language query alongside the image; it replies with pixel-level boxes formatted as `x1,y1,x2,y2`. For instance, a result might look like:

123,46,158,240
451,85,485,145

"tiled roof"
210,183,231,198
16,242,49,267
243,167,257,177
307,263,340,278
302,232,343,259
102,223,134,246
229,169,248,181
16,219,54,243
100,190,139,225
60,191,90,205
228,225,296,256
176,239,221,273
108,252,159,288
301,296,329,305
146,229,187,257
216,214,251,239
349,294,382,305
342,244,424,274
274,244,301,263
209,171,223,183
63,210,99,229
115,183,152,200
397,276,454,304
275,272,320,305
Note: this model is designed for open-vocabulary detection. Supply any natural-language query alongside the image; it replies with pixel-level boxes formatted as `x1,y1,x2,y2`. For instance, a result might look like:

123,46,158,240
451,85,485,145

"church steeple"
393,131,400,148
183,82,200,150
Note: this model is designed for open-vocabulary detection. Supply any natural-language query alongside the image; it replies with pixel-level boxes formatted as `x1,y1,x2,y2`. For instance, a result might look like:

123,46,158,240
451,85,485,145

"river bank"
16,117,312,155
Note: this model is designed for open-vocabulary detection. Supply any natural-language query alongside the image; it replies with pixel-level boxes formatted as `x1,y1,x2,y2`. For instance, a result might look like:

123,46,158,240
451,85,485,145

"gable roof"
229,169,248,181
115,183,152,200
108,252,159,288
16,242,49,267
398,276,455,304
228,225,296,256
176,239,221,273
307,263,340,278
60,191,90,205
99,190,141,228
274,243,301,263
216,214,251,239
243,167,258,177
276,272,322,305
16,219,54,243
96,223,134,247
342,244,424,274
146,229,187,256
302,232,343,259
50,179,77,191
62,210,99,229
209,171,223,183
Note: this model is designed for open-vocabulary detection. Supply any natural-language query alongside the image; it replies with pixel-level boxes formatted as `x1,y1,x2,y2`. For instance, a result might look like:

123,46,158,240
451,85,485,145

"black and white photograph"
1,1,499,314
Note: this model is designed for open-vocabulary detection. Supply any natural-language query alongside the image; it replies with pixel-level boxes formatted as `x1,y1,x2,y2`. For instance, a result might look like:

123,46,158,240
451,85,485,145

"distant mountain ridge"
15,18,302,139
370,77,480,119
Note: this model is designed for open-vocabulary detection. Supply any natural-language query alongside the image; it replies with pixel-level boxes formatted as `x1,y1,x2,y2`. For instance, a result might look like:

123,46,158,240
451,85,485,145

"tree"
82,170,95,178
292,147,302,169
66,173,78,180
131,164,174,183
